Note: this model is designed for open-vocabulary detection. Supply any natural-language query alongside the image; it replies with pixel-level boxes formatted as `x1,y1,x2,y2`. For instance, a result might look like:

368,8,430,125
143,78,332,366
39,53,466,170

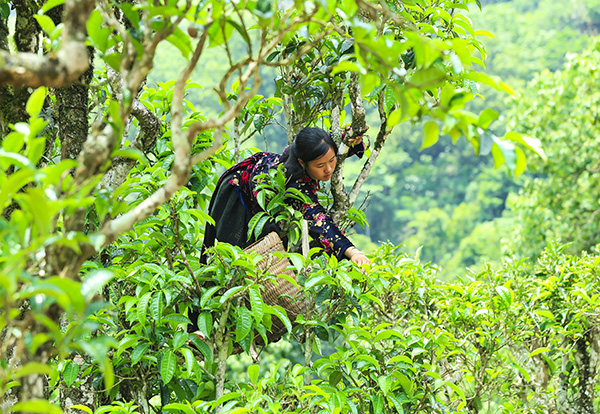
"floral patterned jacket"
217,143,364,260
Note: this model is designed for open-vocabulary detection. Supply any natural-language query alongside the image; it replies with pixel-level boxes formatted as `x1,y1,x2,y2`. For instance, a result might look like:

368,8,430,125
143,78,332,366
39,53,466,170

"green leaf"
67,405,93,414
160,350,177,384
420,121,439,150
14,362,52,378
87,9,111,52
117,335,140,357
188,336,213,363
378,375,392,395
12,399,63,414
166,27,193,58
511,362,530,383
207,16,234,48
373,329,403,342
131,343,150,365
529,347,551,358
163,314,192,324
328,370,343,386
25,87,47,118
102,52,122,71
444,381,466,403
212,392,241,409
249,285,264,323
387,395,405,414
477,108,499,129
63,360,80,387
373,393,384,414
150,292,164,322
395,372,413,397
179,347,196,374
200,285,221,308
474,29,496,38
267,305,292,334
2,131,25,153
33,15,56,36
102,356,115,391
0,3,8,19
503,131,546,161
253,214,270,240
163,403,196,414
235,307,253,342
172,331,187,350
305,273,334,290
535,309,554,320
219,286,245,304
137,292,152,325
40,0,65,13
80,269,114,301
196,312,212,338
0,150,36,170
515,146,527,177
331,60,364,75
248,364,259,384
491,136,516,171
111,148,149,163
495,285,513,307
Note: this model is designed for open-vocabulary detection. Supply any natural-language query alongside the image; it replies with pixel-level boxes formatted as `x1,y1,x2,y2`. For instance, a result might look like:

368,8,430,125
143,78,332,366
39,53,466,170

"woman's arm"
289,178,368,264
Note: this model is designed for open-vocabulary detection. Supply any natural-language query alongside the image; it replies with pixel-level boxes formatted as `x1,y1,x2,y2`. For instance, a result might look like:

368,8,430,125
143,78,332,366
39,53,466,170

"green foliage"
0,91,118,407
76,239,600,413
7,0,600,412
504,38,600,259
248,164,310,247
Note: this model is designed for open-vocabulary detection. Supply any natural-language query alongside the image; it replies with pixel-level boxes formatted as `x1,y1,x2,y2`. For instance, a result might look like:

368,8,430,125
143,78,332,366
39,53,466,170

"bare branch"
330,73,366,222
100,129,223,246
349,90,390,206
171,20,213,141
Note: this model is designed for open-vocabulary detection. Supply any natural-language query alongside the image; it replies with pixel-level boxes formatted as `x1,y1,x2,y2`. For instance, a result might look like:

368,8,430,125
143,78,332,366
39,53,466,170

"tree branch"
330,73,366,223
349,89,390,206
0,0,94,87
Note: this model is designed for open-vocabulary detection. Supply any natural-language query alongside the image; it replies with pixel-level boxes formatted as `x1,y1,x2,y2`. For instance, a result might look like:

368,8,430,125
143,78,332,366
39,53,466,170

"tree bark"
14,0,40,54
59,355,97,412
572,331,597,414
56,52,94,161
0,0,34,135
102,99,161,191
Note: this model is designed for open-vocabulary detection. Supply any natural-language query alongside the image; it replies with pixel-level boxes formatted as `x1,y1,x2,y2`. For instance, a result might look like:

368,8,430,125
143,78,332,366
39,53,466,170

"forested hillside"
2,0,600,413
359,0,599,276
144,0,599,277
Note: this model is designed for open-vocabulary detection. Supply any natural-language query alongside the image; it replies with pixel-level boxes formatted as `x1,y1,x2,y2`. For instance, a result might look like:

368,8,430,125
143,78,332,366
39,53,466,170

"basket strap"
301,219,309,258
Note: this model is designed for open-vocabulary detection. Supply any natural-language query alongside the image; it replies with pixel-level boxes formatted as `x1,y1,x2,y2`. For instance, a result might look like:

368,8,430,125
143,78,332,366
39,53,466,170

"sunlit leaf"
160,350,177,384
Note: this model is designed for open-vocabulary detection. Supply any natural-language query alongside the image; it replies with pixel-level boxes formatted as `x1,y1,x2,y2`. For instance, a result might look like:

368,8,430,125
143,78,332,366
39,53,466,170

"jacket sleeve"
288,178,353,260
348,140,366,158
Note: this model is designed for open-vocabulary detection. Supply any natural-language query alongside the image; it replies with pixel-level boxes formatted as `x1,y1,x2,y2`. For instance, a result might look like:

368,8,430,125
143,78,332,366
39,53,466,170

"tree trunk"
572,331,597,414
101,98,161,191
13,0,40,54
56,55,94,161
0,0,34,135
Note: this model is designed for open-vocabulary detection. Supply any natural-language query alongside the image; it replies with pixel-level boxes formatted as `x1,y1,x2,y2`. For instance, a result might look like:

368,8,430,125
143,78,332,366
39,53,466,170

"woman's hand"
345,246,371,266
343,125,369,147
351,252,371,266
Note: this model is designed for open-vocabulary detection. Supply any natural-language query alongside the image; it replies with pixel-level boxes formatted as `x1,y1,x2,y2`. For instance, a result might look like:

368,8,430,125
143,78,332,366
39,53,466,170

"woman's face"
302,146,337,181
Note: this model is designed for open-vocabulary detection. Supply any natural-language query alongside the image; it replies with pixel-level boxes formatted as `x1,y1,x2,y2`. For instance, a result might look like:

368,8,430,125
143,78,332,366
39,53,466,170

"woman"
201,126,370,266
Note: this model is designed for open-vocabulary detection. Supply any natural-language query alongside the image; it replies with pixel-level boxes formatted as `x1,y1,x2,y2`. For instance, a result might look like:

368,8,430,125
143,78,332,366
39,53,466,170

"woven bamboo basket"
243,232,309,343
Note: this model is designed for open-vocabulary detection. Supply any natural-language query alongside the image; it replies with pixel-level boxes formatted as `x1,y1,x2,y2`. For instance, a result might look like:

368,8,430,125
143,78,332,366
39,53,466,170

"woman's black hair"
280,127,338,182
